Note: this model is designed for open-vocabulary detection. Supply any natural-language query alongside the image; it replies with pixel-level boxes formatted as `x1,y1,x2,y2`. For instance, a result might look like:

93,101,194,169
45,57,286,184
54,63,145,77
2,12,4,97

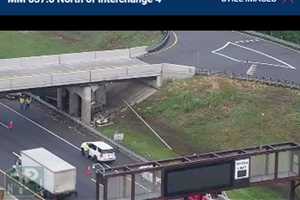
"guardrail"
242,31,300,52
195,67,300,90
0,47,147,69
146,31,170,53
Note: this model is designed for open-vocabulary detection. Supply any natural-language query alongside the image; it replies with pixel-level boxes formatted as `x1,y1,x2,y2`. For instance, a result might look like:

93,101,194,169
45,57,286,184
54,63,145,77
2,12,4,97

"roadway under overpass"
0,48,195,124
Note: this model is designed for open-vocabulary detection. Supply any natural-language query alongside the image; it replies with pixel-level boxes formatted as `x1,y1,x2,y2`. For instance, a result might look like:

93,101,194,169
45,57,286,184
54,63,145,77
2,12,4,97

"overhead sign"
234,159,250,180
164,162,233,197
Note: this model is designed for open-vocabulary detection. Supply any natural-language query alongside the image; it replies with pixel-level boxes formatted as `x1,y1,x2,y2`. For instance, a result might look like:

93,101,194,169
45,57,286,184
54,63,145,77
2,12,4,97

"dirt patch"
41,31,82,43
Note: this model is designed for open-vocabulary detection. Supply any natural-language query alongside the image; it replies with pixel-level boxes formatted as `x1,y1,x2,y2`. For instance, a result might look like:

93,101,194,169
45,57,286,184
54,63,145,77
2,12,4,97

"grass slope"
0,31,161,58
262,31,300,45
100,76,300,200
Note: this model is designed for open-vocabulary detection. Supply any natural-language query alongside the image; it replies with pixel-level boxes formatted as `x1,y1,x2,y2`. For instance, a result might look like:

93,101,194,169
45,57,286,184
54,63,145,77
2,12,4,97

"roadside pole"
93,163,105,200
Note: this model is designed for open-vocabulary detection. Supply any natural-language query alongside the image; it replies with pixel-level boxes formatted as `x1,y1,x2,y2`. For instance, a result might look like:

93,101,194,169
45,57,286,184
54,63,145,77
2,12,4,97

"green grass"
227,186,286,200
0,31,162,58
262,31,300,45
98,76,300,199
139,76,300,152
98,113,177,160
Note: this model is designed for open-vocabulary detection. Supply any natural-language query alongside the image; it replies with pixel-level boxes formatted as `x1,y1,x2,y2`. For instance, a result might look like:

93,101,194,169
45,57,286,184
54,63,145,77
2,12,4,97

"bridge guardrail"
146,31,170,53
195,67,300,90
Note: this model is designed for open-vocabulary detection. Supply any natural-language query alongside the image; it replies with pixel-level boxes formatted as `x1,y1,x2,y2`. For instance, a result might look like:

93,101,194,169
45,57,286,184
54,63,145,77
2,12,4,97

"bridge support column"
81,87,92,125
95,85,106,105
57,88,65,110
69,92,80,117
156,75,162,88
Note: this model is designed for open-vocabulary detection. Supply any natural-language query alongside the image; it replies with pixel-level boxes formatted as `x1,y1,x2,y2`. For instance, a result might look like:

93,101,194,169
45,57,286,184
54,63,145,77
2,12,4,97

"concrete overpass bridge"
0,47,195,124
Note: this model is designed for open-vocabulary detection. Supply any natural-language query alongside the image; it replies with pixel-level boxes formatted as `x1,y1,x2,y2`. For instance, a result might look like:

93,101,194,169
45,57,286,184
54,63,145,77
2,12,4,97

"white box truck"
19,148,77,199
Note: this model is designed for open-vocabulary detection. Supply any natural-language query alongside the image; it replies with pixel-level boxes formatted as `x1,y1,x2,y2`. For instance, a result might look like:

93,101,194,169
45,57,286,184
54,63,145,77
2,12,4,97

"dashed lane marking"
234,38,260,44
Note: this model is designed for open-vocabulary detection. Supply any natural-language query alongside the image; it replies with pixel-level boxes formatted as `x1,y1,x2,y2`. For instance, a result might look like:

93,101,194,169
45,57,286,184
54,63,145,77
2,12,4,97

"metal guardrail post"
131,174,135,200
0,187,4,200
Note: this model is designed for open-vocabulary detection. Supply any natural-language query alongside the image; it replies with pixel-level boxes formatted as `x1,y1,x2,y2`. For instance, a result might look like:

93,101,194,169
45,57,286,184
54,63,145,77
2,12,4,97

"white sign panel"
114,133,124,141
234,158,250,180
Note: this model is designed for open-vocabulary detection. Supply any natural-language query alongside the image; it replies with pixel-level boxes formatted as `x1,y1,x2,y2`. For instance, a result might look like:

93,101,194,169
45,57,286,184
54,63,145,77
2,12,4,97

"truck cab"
81,141,116,162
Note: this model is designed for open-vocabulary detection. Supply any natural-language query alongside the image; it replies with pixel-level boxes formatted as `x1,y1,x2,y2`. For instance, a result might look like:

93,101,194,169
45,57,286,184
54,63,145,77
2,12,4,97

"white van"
81,141,116,162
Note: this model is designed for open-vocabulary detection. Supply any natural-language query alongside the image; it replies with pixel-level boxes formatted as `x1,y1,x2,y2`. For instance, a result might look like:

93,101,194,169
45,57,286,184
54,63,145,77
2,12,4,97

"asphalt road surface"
0,98,151,200
141,31,300,84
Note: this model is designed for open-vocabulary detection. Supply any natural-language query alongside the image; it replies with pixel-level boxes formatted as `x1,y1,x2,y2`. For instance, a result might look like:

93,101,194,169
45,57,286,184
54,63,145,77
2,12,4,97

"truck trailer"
18,147,77,199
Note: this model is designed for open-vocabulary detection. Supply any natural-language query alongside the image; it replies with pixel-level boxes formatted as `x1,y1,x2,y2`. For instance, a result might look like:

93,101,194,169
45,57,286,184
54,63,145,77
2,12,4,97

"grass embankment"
0,31,162,58
262,31,300,45
100,76,300,200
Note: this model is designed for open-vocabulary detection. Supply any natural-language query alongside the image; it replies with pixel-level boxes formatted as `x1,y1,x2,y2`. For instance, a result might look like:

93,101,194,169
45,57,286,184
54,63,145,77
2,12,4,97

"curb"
28,93,148,163
242,31,300,51
146,31,170,53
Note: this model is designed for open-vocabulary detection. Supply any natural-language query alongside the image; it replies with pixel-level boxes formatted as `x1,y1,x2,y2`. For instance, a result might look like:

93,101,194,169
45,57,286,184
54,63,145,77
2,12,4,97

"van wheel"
81,148,85,156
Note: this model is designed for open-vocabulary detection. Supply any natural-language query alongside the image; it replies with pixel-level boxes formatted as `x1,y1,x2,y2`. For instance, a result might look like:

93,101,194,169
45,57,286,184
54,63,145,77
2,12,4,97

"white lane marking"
231,42,296,69
12,152,21,159
0,102,116,171
234,39,260,44
211,42,296,69
0,121,8,129
0,102,81,151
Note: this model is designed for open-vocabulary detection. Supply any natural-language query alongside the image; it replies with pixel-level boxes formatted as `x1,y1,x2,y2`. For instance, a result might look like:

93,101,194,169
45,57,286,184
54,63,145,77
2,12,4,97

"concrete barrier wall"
162,63,195,80
0,79,11,91
129,46,147,58
91,67,128,81
60,52,96,64
10,74,52,90
52,71,90,85
21,55,59,67
95,49,130,60
0,46,147,70
0,58,21,68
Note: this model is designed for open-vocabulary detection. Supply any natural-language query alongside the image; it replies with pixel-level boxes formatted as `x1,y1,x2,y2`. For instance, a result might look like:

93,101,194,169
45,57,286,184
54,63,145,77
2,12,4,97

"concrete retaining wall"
162,63,196,80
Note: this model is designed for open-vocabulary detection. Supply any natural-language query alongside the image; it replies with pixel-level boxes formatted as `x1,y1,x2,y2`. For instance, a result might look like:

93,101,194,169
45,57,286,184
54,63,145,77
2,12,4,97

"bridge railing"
0,47,147,69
